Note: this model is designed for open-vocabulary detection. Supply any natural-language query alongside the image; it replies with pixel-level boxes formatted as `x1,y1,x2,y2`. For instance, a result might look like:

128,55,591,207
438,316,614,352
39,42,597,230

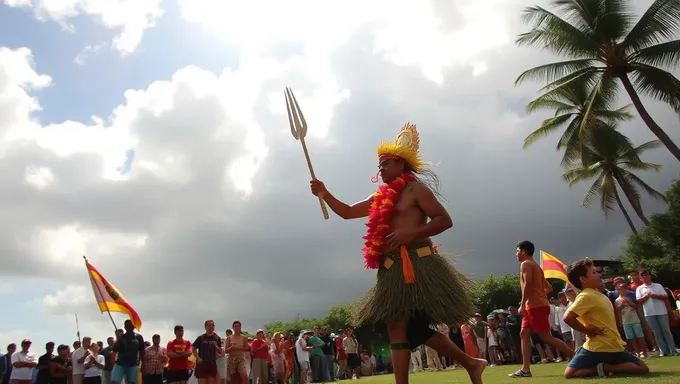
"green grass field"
349,357,680,383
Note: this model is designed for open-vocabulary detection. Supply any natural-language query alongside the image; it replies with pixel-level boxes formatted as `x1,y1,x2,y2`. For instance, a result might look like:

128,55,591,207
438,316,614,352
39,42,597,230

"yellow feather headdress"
376,122,425,173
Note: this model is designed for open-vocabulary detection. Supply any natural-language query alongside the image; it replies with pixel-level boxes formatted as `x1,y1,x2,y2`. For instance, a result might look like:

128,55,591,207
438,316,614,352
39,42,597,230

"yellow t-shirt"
566,288,626,353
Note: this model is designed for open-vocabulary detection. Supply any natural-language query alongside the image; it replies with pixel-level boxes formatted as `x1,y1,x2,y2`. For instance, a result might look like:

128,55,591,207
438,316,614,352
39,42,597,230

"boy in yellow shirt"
563,259,650,379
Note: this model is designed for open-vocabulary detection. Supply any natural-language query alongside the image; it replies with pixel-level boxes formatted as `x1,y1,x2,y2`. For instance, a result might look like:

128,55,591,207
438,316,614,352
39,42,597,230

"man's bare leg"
386,323,411,384
425,332,486,384
537,332,574,359
520,328,533,373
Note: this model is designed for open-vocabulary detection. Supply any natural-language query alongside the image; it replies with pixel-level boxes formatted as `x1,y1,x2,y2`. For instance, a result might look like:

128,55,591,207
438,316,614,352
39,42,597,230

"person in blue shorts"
111,320,145,384
562,259,649,379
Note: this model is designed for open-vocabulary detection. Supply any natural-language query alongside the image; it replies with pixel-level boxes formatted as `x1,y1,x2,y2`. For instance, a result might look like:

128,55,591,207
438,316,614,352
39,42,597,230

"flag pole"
75,313,81,343
83,255,119,332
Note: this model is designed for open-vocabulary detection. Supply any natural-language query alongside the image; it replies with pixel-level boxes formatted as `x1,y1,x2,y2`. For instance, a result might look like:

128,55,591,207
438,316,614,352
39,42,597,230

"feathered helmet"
376,122,425,173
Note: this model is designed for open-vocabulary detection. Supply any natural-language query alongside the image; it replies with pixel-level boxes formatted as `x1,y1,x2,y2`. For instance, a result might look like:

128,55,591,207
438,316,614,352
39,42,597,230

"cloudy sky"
0,0,678,351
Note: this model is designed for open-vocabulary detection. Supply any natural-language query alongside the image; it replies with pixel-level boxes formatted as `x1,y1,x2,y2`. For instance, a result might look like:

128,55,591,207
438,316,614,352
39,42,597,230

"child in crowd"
615,283,650,359
562,259,650,379
486,316,504,366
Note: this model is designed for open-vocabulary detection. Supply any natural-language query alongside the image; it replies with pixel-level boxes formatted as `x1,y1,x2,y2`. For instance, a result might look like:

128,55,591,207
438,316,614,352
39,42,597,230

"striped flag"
540,250,568,283
85,260,143,330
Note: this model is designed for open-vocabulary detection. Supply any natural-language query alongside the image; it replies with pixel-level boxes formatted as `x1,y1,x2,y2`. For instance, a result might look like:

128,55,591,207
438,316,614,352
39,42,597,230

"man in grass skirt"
310,123,487,384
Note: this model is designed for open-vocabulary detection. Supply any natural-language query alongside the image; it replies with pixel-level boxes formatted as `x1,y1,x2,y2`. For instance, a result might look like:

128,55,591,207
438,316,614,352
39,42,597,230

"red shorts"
195,363,218,378
521,305,551,333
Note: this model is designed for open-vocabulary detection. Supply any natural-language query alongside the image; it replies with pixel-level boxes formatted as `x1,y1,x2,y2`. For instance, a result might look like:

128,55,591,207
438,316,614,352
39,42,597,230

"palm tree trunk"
613,172,650,225
614,187,638,234
619,74,680,162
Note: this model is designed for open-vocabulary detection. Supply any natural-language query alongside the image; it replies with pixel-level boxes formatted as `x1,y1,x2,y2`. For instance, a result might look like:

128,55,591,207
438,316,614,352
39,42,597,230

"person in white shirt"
555,292,574,349
72,338,93,384
10,339,38,384
295,331,313,384
83,345,105,384
635,270,678,356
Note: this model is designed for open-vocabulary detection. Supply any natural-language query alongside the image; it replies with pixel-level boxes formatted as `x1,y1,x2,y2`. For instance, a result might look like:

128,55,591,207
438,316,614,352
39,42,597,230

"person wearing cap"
249,330,268,384
635,269,678,356
10,339,37,384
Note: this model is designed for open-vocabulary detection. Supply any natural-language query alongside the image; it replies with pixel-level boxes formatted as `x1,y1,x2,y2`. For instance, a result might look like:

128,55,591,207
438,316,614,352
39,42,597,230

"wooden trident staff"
284,87,329,220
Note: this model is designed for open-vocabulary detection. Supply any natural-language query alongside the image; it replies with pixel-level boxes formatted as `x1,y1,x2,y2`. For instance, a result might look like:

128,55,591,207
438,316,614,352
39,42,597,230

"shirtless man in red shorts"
509,241,574,378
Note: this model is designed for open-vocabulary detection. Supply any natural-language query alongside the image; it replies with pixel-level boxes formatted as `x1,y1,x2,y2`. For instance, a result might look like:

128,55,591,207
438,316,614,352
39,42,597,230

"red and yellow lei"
362,172,417,269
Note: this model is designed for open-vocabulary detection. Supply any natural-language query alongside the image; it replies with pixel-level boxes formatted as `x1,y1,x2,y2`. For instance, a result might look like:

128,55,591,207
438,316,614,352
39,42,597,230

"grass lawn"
350,357,680,383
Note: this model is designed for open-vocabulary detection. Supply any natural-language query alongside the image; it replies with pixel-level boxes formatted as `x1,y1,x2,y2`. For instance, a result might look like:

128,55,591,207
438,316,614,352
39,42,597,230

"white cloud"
3,0,163,55
24,165,55,189
73,42,105,65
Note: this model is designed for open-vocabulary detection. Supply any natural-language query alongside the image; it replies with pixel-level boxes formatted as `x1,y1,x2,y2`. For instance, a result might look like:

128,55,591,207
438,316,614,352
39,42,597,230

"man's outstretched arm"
311,179,371,219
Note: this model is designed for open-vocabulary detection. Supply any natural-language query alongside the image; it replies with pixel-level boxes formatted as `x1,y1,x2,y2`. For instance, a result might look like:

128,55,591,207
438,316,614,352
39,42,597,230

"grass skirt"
352,241,475,328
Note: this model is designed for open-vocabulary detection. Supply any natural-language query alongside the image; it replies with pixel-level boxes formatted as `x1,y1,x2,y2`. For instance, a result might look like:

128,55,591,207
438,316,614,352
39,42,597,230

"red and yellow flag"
85,260,142,330
540,250,568,283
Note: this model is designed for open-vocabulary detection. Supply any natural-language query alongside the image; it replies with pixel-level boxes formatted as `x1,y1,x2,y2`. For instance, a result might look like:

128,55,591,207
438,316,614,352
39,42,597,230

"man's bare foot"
467,358,486,384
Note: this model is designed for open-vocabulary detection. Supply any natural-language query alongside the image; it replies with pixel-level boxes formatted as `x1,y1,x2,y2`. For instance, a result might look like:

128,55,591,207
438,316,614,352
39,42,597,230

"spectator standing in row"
167,326,192,384
193,320,222,384
334,330,346,379
635,270,678,356
615,283,650,358
72,337,92,384
10,340,37,384
35,342,54,384
319,329,334,382
100,338,114,384
142,335,167,384
472,314,487,362
83,344,105,384
50,345,72,384
249,330,268,384
342,330,360,380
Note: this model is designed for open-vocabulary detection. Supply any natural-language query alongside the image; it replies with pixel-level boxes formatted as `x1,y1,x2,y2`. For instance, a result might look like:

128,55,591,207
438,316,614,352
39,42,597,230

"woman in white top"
635,270,678,356
342,329,361,379
83,344,105,384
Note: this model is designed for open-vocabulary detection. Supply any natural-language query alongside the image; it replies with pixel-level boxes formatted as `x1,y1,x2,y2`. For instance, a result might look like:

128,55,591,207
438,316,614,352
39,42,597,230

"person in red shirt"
249,330,269,384
335,330,347,380
166,325,193,384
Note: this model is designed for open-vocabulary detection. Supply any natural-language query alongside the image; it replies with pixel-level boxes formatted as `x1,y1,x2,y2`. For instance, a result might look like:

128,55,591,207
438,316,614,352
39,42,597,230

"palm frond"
623,0,680,52
523,114,574,149
598,0,636,41
552,0,600,34
595,105,635,124
515,59,596,86
630,63,680,112
598,174,618,215
525,99,576,115
538,67,603,93
580,172,606,210
517,6,600,57
630,39,680,69
619,169,668,202
562,160,603,186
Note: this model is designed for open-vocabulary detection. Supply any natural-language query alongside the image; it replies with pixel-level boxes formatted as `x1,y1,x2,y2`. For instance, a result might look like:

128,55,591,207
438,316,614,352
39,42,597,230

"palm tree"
516,0,680,161
523,76,634,165
562,125,667,233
